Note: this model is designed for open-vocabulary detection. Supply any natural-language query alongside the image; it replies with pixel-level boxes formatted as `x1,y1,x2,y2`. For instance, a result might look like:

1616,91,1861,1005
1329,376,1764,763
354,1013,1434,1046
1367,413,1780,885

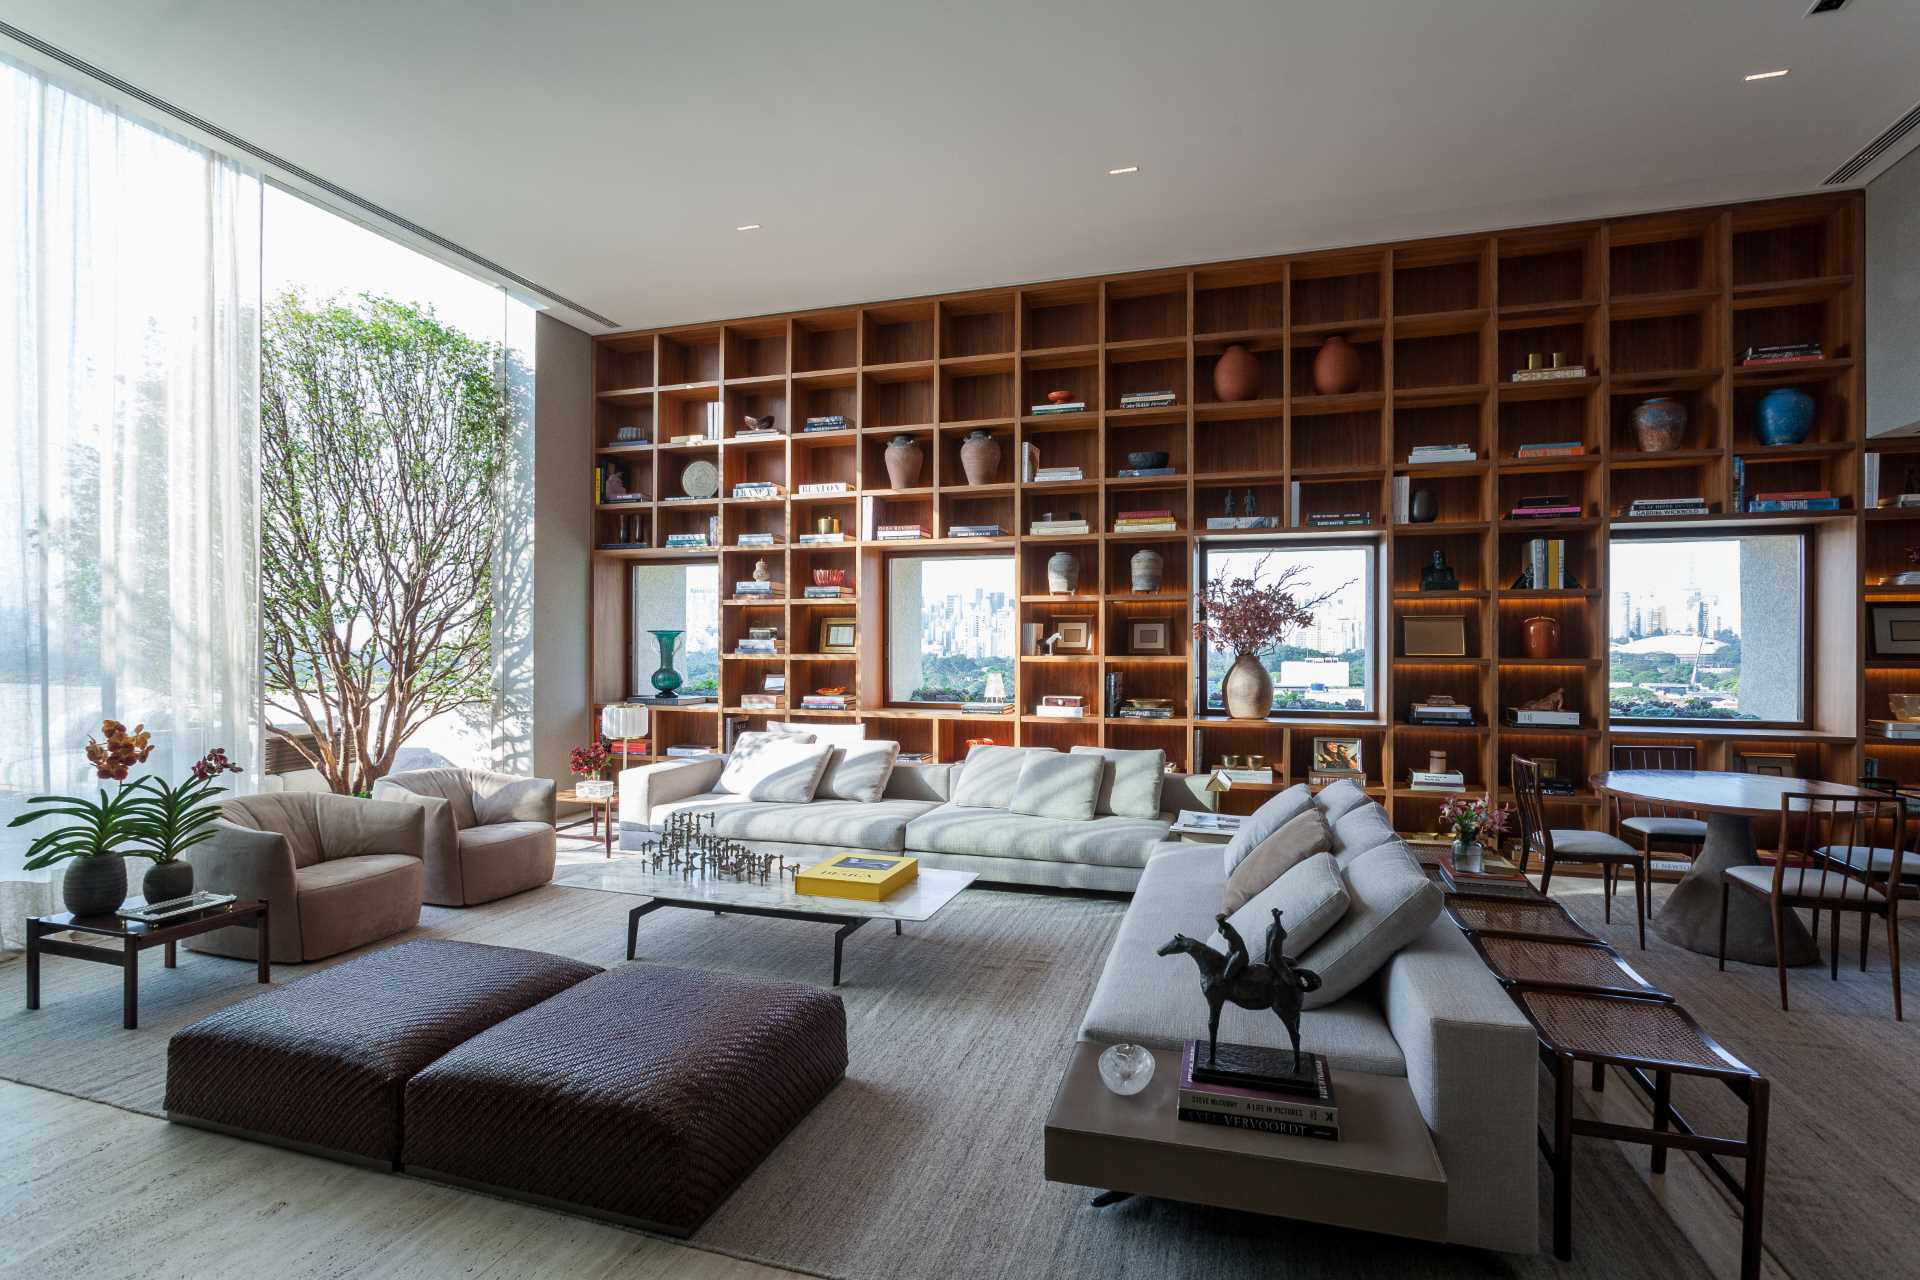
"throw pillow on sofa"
1331,804,1398,865
1220,808,1331,915
951,744,1048,809
1221,783,1313,876
816,740,899,803
1207,852,1349,959
1298,840,1442,1009
1068,746,1165,819
717,735,833,803
1312,777,1371,821
771,720,866,747
1010,752,1104,821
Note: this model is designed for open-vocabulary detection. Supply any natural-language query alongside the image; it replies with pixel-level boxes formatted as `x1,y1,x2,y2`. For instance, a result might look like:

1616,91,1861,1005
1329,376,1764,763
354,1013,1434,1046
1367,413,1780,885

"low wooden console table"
1044,1041,1446,1239
25,897,269,1030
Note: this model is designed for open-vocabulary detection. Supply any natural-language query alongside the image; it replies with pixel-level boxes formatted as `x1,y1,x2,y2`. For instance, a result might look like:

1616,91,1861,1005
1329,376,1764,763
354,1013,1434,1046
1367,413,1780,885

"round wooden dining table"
1587,770,1885,967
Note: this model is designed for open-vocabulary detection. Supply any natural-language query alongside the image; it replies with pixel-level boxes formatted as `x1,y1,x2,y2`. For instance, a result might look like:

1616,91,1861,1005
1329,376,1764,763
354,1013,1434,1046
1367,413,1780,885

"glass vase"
648,629,684,699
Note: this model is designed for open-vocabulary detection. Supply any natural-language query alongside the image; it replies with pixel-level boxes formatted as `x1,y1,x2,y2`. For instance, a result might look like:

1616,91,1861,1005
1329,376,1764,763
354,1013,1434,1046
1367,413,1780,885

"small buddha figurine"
1420,549,1459,592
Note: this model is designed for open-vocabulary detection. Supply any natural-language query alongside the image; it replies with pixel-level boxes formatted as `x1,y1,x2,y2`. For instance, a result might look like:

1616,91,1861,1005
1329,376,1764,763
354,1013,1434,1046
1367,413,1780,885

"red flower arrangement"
570,740,613,780
1193,560,1343,657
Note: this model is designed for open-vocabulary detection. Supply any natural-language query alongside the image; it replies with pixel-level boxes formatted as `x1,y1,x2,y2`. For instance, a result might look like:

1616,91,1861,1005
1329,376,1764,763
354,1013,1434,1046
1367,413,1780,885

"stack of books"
803,415,851,432
803,584,852,599
1308,767,1364,789
736,531,778,548
801,693,856,711
664,532,711,548
734,427,783,442
1738,342,1823,367
1116,699,1176,720
1030,516,1091,535
959,700,1013,715
798,530,848,544
797,481,850,495
1626,496,1709,518
1031,399,1087,416
1033,465,1085,483
1220,765,1275,784
666,744,721,758
735,637,783,655
1507,705,1581,727
1872,720,1920,741
1305,511,1372,528
1178,1041,1339,1141
733,579,777,598
1104,672,1125,718
1114,508,1178,533
1408,769,1466,793
1409,698,1476,727
1517,537,1571,589
950,523,1004,538
1119,390,1177,410
1406,443,1478,465
1514,440,1586,460
740,694,782,711
1508,495,1583,520
732,481,783,499
1510,360,1589,383
668,433,711,446
1748,489,1839,512
1035,695,1087,719
875,524,928,541
607,737,650,759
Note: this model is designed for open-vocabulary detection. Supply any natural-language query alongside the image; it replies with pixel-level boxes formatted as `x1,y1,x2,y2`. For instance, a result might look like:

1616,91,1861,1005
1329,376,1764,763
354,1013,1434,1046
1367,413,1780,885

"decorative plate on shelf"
681,459,719,499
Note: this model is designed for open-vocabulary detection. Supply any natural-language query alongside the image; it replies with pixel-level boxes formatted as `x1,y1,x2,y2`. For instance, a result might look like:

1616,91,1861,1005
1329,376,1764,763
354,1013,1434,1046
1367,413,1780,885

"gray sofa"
1078,783,1538,1253
371,768,557,906
618,747,1209,892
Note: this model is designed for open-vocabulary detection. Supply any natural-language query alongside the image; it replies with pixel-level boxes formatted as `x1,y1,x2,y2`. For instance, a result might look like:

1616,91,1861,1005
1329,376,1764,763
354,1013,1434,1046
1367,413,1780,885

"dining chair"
1513,755,1647,948
1608,745,1708,885
1719,794,1905,1020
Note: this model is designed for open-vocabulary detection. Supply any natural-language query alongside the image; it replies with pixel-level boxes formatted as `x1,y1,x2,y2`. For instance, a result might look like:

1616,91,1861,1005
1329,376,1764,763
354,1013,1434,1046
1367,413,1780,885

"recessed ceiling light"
1107,166,1139,176
1744,68,1789,81
735,223,762,231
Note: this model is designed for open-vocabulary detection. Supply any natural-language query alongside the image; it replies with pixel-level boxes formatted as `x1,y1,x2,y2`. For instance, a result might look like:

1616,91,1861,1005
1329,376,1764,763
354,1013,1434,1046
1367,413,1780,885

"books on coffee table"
1177,1040,1339,1140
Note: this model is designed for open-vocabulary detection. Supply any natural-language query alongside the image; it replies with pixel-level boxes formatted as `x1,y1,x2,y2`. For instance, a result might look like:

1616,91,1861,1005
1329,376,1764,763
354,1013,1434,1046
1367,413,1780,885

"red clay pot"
1312,335,1362,395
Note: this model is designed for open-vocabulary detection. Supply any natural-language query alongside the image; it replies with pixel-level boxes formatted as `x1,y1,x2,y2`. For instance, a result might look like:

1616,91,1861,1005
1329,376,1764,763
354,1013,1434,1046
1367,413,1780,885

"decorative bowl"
1126,450,1170,469
1890,694,1920,723
1047,389,1073,404
812,568,847,587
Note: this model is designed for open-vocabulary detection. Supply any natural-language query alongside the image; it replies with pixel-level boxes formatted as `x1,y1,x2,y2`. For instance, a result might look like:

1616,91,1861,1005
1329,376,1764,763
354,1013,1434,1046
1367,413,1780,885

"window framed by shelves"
885,553,1017,707
1197,542,1379,717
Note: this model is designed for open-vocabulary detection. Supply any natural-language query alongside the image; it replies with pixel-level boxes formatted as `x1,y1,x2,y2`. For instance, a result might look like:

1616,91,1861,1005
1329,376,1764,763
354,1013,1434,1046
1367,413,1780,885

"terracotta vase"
1312,335,1362,395
959,430,1001,486
1223,653,1274,720
884,434,924,488
1212,343,1261,402
1522,615,1561,659
1130,547,1164,592
1631,397,1686,453
1047,550,1080,594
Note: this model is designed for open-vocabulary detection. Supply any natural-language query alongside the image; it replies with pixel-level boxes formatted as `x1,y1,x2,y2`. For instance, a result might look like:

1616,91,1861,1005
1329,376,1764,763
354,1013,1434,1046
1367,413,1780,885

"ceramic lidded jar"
1631,397,1687,453
1130,547,1164,593
1212,344,1260,402
959,430,1002,485
1522,615,1561,659
1047,550,1080,594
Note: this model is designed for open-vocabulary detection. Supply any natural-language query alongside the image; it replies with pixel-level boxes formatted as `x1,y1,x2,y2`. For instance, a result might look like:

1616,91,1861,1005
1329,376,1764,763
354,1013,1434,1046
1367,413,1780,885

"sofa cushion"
771,720,866,747
1331,804,1399,865
950,745,1049,810
1220,783,1313,877
717,736,833,803
1300,840,1442,1009
1011,752,1104,820
654,793,938,851
1069,746,1166,819
905,806,1169,868
1210,851,1349,958
1221,808,1331,915
371,768,481,829
454,821,556,903
1313,777,1371,820
1077,847,1405,1075
222,793,327,868
291,853,425,960
816,740,899,803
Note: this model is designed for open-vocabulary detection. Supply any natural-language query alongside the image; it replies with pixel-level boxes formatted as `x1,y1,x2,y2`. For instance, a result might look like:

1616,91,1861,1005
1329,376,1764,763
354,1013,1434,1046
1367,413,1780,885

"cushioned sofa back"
222,793,326,868
883,762,953,803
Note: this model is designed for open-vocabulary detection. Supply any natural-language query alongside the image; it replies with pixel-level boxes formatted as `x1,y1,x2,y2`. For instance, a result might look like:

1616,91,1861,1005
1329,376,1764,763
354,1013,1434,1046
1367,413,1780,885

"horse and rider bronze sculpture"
1157,908,1322,1069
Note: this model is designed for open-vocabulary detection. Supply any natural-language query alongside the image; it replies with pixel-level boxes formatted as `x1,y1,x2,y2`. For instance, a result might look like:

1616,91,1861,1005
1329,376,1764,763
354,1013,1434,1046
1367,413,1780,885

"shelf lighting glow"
735,223,762,231
1107,166,1139,176
1744,68,1789,81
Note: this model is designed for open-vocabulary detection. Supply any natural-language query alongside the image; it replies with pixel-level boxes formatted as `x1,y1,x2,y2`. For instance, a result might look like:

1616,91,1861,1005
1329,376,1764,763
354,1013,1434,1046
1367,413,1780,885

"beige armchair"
370,768,556,906
185,793,426,963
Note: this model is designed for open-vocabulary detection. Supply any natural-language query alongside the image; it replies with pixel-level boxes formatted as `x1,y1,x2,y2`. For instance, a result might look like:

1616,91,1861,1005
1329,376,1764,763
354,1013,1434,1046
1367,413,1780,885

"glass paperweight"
1097,1042,1155,1096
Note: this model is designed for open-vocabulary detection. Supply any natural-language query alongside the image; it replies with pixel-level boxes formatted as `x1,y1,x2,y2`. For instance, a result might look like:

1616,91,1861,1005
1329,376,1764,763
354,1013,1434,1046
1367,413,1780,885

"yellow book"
795,853,918,901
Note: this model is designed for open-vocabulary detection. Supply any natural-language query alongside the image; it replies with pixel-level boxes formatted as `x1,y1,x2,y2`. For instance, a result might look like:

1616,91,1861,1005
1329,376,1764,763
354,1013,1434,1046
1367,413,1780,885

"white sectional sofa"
618,739,1209,892
1079,780,1539,1253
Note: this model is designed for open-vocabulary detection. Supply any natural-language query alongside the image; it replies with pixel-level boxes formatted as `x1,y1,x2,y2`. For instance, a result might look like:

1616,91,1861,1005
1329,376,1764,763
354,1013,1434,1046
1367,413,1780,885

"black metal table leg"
1552,1051,1573,1261
627,899,667,960
122,936,139,1030
25,919,40,1010
1742,1079,1770,1280
894,919,902,936
1090,1190,1134,1208
256,904,271,983
1651,1071,1672,1174
832,918,869,986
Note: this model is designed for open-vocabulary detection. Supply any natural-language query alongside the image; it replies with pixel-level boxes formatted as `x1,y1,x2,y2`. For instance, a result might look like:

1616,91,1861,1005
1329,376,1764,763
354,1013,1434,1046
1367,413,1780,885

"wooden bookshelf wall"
588,192,1870,831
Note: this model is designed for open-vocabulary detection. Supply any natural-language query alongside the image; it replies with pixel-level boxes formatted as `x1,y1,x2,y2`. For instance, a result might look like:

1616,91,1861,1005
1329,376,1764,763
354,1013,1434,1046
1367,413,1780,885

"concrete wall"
1868,145,1920,436
530,311,594,785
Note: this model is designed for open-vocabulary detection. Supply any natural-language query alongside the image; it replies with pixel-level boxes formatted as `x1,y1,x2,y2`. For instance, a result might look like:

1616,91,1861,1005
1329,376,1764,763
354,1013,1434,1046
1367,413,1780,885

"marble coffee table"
555,860,975,986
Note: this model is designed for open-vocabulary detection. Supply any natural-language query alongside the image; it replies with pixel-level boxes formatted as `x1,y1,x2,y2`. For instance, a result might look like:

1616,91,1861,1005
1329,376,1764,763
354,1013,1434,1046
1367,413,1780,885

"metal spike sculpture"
1156,908,1324,1069
636,809,790,884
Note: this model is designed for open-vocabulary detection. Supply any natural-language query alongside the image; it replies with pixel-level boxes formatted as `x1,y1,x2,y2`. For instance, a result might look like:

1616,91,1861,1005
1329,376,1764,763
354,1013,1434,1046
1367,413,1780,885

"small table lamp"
1206,768,1233,812
600,703,650,743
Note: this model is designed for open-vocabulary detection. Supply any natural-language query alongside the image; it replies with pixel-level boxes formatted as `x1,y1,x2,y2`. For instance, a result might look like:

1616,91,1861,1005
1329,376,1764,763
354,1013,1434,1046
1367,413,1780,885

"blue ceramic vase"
1755,387,1814,446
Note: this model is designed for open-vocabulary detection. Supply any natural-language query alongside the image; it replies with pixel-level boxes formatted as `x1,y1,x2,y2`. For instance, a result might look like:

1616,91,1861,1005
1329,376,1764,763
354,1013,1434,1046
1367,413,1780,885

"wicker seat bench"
403,963,848,1235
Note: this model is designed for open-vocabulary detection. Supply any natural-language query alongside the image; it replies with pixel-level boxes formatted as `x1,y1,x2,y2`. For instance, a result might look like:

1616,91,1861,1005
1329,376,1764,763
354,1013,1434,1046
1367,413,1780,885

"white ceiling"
7,1,1918,333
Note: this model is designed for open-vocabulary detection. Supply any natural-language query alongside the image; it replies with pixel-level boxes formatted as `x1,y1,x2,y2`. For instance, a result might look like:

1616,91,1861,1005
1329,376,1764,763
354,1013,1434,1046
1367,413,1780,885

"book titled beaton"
797,481,850,495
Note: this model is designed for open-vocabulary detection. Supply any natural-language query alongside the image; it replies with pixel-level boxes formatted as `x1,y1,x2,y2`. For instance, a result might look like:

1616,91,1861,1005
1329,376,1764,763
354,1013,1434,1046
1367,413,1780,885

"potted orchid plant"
1436,792,1514,873
126,746,244,903
9,721,154,916
1194,561,1342,720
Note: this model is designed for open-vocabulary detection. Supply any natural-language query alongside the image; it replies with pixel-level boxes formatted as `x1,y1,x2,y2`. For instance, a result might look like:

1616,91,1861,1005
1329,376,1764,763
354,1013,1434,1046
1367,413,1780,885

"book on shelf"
1509,364,1589,383
1871,720,1920,740
803,415,850,431
732,581,776,595
663,533,710,548
803,585,852,598
732,483,783,499
1508,505,1582,519
1749,497,1840,512
1751,489,1832,502
874,525,928,541
1116,705,1175,719
1514,441,1587,459
797,481,850,495
1117,466,1179,478
1738,343,1823,366
1626,499,1709,517
1732,455,1746,514
798,531,848,544
668,433,709,446
1406,444,1478,464
1409,699,1475,722
950,524,1005,538
1118,391,1177,408
1033,466,1085,482
665,745,721,758
734,640,783,655
1105,671,1124,718
607,738,650,757
1034,706,1087,719
1030,401,1087,415
1408,770,1466,792
1205,515,1278,529
736,532,778,547
1506,707,1581,727
800,695,855,711
739,694,782,711
1305,512,1372,527
1115,522,1179,533
1517,537,1569,590
733,429,783,442
1308,769,1364,789
1222,768,1274,784
960,701,1014,715
1030,520,1091,535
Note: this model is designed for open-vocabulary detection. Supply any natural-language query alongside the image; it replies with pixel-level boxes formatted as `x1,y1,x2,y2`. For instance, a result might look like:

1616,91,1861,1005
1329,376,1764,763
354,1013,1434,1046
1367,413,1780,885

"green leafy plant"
9,720,154,868
126,747,244,865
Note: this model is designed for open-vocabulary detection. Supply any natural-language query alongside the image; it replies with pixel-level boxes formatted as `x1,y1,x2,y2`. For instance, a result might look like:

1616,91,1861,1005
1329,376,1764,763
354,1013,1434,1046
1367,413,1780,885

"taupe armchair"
371,768,556,906
185,793,426,963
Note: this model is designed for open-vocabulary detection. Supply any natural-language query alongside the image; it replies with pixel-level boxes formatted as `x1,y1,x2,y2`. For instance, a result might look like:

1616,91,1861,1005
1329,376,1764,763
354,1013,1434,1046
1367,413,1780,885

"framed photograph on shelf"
1127,618,1172,656
1402,614,1468,658
818,616,858,654
1868,603,1920,659
1052,616,1095,654
764,673,787,693
1312,736,1364,774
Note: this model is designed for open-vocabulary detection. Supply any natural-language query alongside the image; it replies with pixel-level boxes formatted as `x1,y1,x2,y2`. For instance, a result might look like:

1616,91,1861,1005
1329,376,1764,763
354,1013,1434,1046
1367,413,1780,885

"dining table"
1586,769,1886,967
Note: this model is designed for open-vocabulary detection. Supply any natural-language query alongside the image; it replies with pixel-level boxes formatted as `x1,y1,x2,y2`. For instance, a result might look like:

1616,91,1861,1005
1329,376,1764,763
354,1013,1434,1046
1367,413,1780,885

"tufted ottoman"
165,939,602,1166
402,963,848,1235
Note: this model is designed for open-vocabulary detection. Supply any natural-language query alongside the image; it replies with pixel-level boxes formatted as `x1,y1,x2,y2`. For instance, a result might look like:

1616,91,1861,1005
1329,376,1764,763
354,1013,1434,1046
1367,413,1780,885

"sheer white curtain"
0,52,262,948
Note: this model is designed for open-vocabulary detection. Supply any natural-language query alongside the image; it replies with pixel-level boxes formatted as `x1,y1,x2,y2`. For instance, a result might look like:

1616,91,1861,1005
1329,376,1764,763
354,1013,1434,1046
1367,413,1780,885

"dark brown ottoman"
402,963,848,1235
166,939,601,1166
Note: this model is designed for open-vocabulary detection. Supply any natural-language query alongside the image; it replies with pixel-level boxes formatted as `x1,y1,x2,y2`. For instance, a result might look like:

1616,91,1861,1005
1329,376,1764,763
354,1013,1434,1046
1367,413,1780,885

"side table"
26,897,269,1029
557,789,617,858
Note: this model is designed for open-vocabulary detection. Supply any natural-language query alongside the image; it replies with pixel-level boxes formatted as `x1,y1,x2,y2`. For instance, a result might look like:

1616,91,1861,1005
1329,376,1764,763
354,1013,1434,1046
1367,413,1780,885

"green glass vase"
649,629,684,699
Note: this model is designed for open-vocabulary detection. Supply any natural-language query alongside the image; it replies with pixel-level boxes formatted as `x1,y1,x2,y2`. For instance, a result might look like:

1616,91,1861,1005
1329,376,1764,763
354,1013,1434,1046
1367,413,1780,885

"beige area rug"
1,865,1715,1280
